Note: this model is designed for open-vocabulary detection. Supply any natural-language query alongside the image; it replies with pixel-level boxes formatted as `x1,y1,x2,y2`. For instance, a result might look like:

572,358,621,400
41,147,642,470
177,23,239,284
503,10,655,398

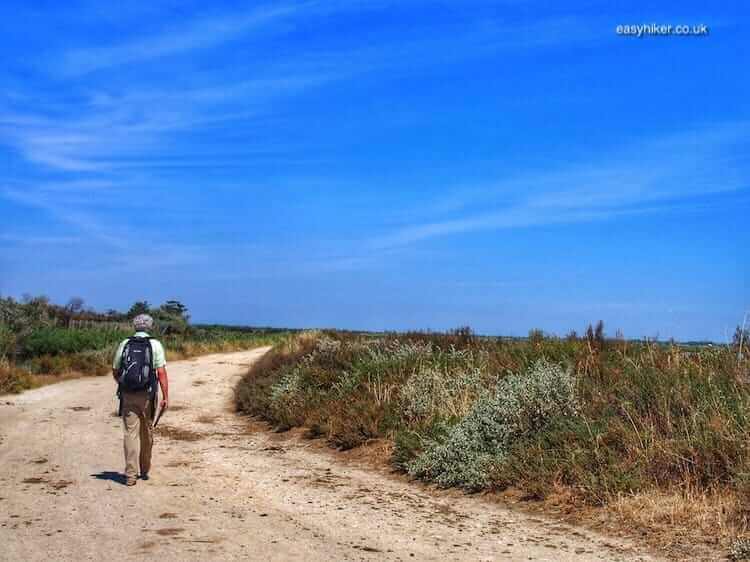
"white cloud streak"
3,7,608,174
1,188,129,249
368,122,750,249
0,74,330,172
60,4,301,76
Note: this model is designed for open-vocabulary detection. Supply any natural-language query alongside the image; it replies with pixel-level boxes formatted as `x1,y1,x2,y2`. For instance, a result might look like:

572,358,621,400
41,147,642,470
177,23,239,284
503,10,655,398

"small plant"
407,360,578,490
0,359,34,394
399,364,484,423
315,335,342,355
730,538,750,561
0,324,15,360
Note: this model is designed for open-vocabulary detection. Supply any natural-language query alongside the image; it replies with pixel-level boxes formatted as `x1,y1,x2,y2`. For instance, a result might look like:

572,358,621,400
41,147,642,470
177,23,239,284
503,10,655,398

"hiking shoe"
126,478,137,487
140,473,149,481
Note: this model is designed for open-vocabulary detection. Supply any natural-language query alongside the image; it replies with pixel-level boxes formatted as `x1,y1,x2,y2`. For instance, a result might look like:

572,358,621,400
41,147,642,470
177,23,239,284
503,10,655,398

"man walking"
112,314,169,486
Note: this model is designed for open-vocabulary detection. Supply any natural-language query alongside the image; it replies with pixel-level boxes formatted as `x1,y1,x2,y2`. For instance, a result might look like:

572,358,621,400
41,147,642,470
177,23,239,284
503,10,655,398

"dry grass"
492,486,737,559
611,489,744,552
0,362,35,394
236,329,750,558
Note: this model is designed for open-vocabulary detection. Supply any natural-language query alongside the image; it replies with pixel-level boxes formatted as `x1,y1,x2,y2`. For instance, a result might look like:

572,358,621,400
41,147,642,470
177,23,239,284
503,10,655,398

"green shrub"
407,360,579,490
22,327,127,357
0,324,15,360
69,349,112,376
731,538,750,561
399,363,484,424
235,332,319,418
393,421,451,471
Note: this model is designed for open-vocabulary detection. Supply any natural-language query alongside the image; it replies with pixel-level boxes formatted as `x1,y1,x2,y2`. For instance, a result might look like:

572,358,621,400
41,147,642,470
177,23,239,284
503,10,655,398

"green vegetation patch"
407,360,579,491
0,295,292,391
23,327,129,357
235,329,750,511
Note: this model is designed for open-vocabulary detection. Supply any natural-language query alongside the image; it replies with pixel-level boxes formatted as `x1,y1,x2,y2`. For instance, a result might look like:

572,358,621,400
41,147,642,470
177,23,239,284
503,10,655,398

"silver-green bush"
730,538,750,561
407,359,578,490
400,364,484,422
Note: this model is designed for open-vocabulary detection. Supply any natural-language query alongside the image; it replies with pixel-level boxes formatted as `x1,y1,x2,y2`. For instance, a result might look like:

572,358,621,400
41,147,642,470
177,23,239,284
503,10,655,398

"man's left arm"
153,341,169,411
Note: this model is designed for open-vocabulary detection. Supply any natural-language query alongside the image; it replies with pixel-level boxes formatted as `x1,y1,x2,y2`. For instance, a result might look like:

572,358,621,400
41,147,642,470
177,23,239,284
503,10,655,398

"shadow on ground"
91,471,127,485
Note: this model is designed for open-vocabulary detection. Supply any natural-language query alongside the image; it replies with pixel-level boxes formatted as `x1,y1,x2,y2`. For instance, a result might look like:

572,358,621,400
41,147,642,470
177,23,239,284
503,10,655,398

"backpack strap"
144,337,153,368
118,337,134,377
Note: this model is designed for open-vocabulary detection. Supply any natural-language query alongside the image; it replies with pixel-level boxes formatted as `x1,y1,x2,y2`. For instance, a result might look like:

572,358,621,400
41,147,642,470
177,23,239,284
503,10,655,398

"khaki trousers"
122,390,154,479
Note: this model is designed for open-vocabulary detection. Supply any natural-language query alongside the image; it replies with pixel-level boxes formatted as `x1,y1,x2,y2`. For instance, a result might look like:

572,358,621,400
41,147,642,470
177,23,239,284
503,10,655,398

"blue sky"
0,1,747,341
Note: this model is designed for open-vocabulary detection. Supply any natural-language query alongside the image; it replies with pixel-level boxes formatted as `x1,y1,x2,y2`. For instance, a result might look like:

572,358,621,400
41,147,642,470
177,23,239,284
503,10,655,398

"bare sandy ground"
0,349,659,561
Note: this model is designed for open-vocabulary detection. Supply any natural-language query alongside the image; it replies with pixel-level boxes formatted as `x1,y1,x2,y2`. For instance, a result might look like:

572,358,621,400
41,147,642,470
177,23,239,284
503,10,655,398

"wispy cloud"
0,73,330,172
0,234,81,246
3,6,610,174
369,122,750,248
269,14,607,82
59,4,301,76
1,187,129,249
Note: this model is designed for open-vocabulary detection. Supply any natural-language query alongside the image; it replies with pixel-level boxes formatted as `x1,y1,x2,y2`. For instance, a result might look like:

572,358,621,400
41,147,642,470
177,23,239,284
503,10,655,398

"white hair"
133,314,154,331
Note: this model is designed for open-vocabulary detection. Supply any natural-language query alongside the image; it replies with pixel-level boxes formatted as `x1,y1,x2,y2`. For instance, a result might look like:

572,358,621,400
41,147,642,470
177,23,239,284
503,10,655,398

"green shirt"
112,332,167,370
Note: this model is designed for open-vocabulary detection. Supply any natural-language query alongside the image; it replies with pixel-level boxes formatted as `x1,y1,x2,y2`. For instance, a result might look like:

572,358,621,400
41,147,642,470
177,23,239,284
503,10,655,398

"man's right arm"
157,367,169,410
112,340,126,382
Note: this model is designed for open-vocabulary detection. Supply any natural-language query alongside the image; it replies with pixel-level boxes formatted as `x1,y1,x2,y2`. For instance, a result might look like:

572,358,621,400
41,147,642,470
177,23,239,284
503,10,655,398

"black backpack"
118,337,155,392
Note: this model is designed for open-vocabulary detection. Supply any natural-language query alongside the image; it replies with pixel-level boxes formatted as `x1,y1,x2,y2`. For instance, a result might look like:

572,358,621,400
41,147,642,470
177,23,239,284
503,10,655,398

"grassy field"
236,328,750,558
0,296,291,394
1,326,289,394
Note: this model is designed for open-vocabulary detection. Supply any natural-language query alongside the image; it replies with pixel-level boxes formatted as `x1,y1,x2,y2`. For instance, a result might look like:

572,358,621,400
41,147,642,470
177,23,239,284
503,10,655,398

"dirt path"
0,349,658,561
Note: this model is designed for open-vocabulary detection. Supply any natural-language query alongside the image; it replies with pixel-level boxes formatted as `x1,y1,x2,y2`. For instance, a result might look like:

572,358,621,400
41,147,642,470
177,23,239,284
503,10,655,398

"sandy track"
0,349,658,561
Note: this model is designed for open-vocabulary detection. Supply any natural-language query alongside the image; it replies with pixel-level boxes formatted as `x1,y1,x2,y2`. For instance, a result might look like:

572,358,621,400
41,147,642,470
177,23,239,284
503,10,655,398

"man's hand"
156,367,169,412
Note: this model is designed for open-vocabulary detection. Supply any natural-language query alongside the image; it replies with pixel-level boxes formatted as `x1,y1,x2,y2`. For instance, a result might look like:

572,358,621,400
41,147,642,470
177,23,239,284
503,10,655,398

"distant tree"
148,300,191,335
65,297,85,314
586,320,606,350
0,295,55,334
565,330,578,341
734,325,749,347
127,301,151,318
594,320,605,343
160,300,189,321
528,329,545,345
734,325,750,361
0,297,20,327
22,294,49,306
449,326,474,347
